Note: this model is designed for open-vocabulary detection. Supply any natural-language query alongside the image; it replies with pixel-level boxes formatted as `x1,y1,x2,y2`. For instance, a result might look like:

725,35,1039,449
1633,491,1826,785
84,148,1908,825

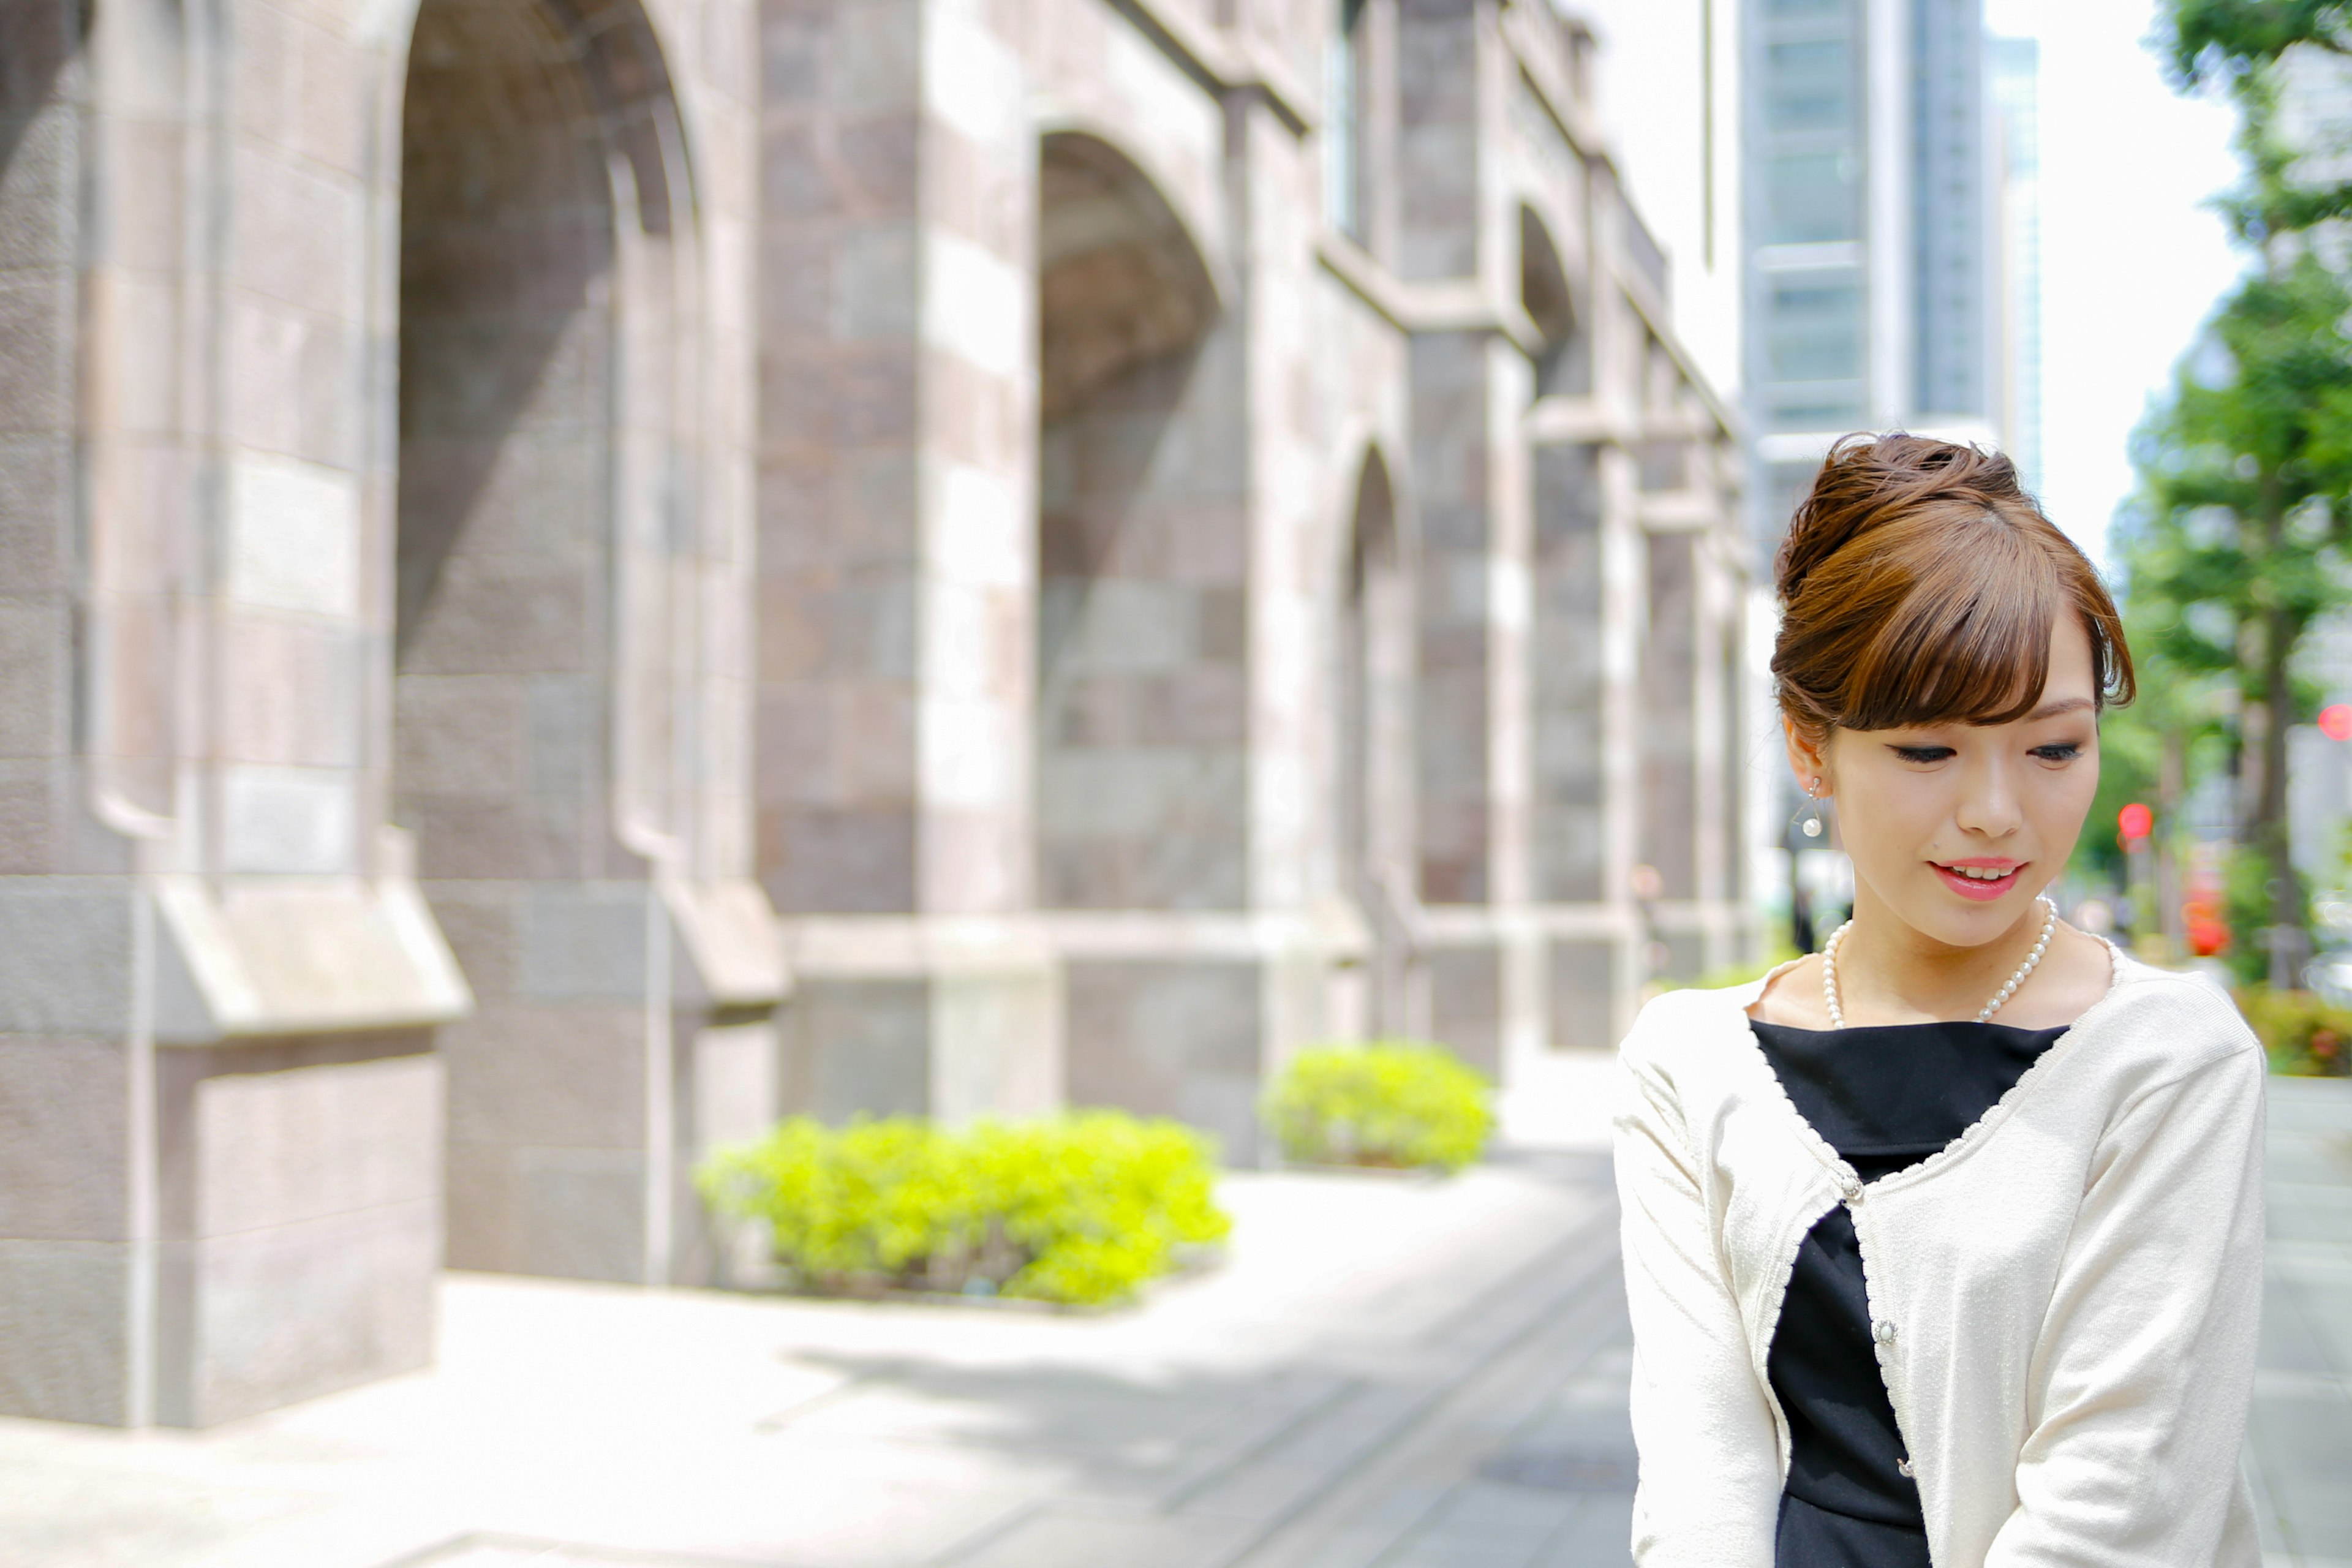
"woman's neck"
1828,886,2052,1025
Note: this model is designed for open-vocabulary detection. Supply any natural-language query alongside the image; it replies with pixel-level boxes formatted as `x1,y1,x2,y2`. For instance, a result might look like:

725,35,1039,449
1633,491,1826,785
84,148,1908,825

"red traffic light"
2323,704,2352,742
2118,802,2154,842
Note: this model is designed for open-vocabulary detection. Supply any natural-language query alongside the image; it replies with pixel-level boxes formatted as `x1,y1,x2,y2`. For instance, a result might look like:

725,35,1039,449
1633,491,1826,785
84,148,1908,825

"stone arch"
1337,446,1401,902
1520,204,1587,398
1035,128,1242,910
1036,129,1221,420
1335,446,1420,1033
392,0,704,1282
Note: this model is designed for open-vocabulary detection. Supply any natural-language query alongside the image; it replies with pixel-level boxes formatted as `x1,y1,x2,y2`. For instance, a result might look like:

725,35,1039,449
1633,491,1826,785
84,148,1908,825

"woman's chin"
1894,885,2045,950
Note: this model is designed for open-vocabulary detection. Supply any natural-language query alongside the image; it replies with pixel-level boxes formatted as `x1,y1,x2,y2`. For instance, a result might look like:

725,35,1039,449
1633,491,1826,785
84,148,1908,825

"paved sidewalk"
2,1074,2342,1568
2252,1076,2352,1567
0,1154,1638,1568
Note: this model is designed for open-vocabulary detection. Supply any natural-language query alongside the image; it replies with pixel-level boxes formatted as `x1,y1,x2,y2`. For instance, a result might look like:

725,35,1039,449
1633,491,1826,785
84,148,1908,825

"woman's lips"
1932,862,2023,902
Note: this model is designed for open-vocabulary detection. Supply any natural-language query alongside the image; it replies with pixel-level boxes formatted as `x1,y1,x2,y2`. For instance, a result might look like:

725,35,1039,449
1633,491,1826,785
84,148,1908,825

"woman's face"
1793,612,2103,950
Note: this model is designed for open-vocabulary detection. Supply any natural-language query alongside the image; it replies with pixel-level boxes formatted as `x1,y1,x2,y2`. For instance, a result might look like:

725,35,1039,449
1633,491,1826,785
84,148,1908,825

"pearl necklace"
1820,897,2056,1028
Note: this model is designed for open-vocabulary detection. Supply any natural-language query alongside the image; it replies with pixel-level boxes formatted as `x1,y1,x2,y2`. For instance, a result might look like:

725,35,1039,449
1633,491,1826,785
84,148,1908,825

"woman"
1615,435,2265,1566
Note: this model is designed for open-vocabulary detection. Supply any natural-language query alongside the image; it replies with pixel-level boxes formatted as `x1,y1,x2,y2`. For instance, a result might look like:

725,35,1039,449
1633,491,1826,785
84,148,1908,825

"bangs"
1770,435,2135,742
1831,523,2067,732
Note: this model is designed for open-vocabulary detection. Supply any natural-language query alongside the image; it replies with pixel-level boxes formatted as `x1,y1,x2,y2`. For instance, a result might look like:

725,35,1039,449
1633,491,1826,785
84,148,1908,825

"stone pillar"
1531,440,1619,1047
758,0,1061,1126
0,0,778,1428
0,0,467,1427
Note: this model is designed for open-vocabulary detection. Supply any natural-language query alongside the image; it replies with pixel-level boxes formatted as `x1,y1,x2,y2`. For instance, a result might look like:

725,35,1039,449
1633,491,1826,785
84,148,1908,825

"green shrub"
2235,986,2352,1076
1264,1041,1494,1172
1697,941,1801,992
695,1111,1231,1306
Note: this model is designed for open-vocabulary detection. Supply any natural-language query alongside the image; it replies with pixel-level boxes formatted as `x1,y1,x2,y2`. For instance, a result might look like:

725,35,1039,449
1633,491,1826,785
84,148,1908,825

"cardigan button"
1840,1177,1863,1202
1897,1456,1915,1479
1874,1320,1896,1344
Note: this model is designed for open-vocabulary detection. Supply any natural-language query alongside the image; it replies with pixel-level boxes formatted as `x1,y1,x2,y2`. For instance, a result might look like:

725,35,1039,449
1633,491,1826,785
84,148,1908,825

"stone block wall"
1411,331,1500,907
1534,441,1605,905
0,0,778,1428
761,0,1755,1137
153,1037,442,1428
0,0,1755,1432
1066,960,1264,1163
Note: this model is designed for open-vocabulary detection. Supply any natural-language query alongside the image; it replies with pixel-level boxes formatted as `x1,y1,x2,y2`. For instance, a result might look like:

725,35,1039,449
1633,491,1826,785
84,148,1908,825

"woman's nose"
1954,759,2023,837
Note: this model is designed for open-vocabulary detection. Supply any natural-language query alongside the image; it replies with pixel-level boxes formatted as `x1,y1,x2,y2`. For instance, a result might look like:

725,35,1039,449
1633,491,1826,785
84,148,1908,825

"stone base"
0,871,458,1430
1425,901,1764,1071
1045,902,1373,1167
779,916,1064,1128
1065,955,1268,1164
0,1033,445,1430
154,1035,443,1429
429,878,786,1289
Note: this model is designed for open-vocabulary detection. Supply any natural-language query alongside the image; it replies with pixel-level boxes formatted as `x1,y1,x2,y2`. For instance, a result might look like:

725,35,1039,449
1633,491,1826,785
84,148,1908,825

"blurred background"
1,0,2348,1561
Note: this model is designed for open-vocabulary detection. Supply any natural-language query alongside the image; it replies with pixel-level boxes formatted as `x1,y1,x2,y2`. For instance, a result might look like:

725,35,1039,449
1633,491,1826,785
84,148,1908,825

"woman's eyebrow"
2027,696,2095,720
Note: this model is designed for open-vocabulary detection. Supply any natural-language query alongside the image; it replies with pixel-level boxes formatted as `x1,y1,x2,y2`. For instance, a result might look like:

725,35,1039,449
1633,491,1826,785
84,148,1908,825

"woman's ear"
1782,714,1830,798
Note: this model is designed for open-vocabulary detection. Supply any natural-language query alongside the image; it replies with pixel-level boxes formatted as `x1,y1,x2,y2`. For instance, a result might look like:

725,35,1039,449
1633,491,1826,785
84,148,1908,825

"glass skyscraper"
1742,0,2015,540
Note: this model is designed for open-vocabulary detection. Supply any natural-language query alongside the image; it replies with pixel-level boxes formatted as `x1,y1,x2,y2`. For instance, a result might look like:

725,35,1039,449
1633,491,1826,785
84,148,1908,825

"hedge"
2236,986,2352,1076
1263,1041,1494,1172
696,1111,1232,1306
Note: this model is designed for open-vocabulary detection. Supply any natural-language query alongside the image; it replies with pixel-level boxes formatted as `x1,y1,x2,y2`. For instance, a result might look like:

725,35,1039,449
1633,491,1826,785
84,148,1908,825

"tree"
2120,256,2352,976
2105,4,2352,975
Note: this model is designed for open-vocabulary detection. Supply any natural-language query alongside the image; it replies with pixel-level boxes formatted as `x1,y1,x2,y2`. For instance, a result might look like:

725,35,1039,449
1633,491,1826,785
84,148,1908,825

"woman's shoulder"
1620,970,1781,1076
2068,948,2263,1088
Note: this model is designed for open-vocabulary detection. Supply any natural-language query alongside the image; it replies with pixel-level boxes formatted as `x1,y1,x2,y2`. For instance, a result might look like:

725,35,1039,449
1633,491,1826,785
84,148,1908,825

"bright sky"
1984,0,2246,568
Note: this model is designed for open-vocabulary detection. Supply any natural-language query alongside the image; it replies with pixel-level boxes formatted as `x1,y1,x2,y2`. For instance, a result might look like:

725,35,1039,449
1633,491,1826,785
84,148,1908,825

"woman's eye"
1891,746,1954,764
2031,743,2082,763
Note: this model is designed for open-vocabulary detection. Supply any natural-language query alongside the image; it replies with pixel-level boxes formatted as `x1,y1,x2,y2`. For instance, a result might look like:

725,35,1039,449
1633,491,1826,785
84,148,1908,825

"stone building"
0,0,1749,1427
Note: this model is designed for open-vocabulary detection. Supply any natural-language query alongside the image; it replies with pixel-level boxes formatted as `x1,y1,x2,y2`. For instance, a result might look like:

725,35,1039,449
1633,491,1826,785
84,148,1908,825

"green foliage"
1697,941,1802,990
2162,4,2352,241
2114,254,2352,951
2222,842,2316,984
2166,0,2352,92
2235,984,2352,1074
2070,692,2164,888
2109,2,2352,955
1264,1042,1494,1173
696,1112,1232,1307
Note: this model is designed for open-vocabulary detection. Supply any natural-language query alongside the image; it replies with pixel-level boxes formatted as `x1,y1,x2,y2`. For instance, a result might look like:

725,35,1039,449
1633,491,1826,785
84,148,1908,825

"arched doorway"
393,0,704,1282
1034,130,1231,910
1520,205,1586,398
1336,449,1419,1035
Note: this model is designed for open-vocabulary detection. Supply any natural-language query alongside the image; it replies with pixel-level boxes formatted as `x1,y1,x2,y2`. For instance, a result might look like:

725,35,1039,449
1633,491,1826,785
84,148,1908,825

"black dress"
1748,1019,2067,1568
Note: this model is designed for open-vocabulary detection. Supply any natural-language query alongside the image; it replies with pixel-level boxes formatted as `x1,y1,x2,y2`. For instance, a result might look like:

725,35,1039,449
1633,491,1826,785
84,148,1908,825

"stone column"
0,0,468,1428
757,0,1060,1127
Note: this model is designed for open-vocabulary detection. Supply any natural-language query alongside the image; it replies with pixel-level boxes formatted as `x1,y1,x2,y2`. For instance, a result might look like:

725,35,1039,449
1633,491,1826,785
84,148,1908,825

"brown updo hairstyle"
1773,434,2135,745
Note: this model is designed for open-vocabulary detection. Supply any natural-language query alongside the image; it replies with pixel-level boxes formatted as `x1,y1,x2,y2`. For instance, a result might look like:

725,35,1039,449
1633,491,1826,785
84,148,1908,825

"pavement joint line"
750,1361,899,1434
1216,1256,1632,1568
1415,1200,1622,1352
913,1191,1629,1568
1159,1202,1625,1523
377,1531,815,1568
922,1496,1059,1568
1156,1376,1371,1511
1350,1333,1634,1568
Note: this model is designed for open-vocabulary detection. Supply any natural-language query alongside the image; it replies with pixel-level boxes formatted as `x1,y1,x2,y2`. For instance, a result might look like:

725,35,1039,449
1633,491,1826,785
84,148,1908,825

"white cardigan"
1612,948,2266,1567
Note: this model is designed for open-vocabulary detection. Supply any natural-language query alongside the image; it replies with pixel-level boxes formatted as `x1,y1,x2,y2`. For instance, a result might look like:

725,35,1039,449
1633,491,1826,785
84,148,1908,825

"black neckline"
1747,1017,2068,1170
1749,1018,2071,1042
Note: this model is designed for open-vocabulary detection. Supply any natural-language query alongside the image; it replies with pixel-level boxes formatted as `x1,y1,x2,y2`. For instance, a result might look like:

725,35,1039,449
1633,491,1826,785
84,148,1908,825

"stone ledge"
153,873,472,1044
663,878,788,1009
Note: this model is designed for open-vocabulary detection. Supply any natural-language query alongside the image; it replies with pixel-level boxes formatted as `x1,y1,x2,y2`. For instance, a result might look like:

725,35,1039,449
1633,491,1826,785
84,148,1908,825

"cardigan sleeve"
1984,1039,2266,1567
1614,1016,1784,1567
